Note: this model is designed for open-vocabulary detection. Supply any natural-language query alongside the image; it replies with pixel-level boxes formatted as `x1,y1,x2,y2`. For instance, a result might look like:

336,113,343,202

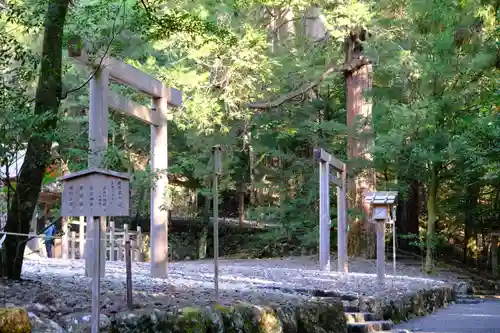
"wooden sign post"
59,168,130,333
212,145,222,302
68,38,182,278
314,148,348,273
364,191,398,285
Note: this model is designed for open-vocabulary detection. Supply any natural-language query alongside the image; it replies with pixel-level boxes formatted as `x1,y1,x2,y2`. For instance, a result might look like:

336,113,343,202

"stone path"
16,256,452,311
394,298,500,333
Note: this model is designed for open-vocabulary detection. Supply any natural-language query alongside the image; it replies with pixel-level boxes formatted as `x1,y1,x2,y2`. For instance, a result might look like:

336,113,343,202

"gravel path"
395,298,500,332
0,256,453,320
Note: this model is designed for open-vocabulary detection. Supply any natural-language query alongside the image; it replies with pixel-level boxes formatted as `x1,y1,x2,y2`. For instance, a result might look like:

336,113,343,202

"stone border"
356,286,456,323
56,299,347,333
28,284,459,332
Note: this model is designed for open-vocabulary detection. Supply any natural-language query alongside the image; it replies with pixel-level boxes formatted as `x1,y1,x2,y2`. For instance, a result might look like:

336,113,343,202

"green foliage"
0,0,498,266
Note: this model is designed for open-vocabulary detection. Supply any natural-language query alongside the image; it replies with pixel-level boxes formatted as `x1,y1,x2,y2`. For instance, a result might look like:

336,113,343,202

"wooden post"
123,223,129,262
117,242,123,261
391,206,397,277
376,221,386,285
85,216,93,265
150,94,169,277
71,231,76,259
100,217,106,273
62,218,69,259
123,226,132,308
492,234,498,277
130,240,136,262
337,168,348,274
85,68,109,278
124,223,129,243
319,160,330,271
136,226,142,262
125,240,133,309
212,145,221,302
79,216,85,259
91,216,102,333
109,221,115,261
29,209,39,254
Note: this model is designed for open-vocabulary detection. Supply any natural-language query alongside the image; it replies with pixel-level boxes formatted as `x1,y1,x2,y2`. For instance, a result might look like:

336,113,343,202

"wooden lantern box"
59,168,130,217
364,191,398,221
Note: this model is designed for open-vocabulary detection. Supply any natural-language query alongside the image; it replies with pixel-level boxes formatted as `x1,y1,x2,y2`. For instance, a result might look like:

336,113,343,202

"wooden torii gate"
314,148,348,273
68,38,182,278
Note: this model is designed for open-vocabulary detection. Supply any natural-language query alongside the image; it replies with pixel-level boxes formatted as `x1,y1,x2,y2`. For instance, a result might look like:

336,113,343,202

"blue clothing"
44,225,56,243
45,242,53,258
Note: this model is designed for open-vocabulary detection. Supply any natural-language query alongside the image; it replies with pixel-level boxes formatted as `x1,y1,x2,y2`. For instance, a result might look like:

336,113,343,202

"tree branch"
61,0,126,99
246,56,371,109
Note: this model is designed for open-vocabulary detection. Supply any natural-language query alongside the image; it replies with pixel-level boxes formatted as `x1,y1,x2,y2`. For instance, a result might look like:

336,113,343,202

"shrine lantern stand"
364,191,398,286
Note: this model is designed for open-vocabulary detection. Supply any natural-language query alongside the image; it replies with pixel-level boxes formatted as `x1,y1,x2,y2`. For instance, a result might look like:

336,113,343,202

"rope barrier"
0,219,60,254
0,231,62,238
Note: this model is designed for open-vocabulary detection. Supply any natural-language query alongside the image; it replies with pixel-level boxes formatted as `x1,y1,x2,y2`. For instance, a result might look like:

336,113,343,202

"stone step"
455,298,483,304
476,294,500,299
347,320,394,333
345,312,376,323
344,305,361,313
475,290,500,296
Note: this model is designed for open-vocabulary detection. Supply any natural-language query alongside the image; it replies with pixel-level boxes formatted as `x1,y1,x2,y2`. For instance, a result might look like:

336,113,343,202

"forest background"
0,0,498,279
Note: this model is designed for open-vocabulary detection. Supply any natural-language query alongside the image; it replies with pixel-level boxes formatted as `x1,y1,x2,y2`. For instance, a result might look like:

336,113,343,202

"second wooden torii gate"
68,38,182,278
314,148,348,273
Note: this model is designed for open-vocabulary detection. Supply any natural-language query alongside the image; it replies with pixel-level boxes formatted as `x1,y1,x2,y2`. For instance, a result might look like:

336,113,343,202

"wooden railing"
64,221,144,262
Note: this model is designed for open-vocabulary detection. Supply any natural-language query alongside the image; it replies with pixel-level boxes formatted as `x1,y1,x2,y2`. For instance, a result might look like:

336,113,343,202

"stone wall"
25,286,457,332
109,301,346,333
356,286,455,323
43,299,346,333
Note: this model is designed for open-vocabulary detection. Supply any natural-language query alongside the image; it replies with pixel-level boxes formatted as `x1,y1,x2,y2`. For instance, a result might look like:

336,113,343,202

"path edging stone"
356,286,455,324
108,298,347,333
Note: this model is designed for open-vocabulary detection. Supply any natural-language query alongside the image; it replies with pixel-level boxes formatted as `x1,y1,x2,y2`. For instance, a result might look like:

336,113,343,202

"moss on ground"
0,308,31,333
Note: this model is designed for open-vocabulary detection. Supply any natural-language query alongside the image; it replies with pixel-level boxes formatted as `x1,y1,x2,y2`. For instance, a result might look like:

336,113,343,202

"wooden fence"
20,220,146,262
62,221,144,262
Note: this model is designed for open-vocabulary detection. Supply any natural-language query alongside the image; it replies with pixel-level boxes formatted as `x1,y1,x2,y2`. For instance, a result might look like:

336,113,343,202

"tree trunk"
238,186,245,227
345,29,376,258
425,164,439,273
198,194,210,259
396,179,420,251
463,182,480,265
0,0,70,279
304,6,326,41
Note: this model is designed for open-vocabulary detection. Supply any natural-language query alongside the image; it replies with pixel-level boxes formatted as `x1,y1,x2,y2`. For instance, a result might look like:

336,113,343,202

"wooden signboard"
60,168,130,217
59,167,131,333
